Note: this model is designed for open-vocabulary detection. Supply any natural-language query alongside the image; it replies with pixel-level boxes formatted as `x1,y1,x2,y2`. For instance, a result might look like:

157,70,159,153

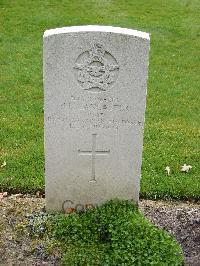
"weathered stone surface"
44,25,150,211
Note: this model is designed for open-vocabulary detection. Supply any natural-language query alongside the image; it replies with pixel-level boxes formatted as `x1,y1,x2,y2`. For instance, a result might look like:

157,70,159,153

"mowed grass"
0,0,199,198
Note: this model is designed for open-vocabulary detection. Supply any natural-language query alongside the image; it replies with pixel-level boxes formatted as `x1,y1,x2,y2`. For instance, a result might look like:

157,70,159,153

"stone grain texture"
44,26,150,211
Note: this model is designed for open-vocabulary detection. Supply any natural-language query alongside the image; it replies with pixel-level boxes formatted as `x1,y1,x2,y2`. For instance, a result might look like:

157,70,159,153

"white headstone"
44,25,150,211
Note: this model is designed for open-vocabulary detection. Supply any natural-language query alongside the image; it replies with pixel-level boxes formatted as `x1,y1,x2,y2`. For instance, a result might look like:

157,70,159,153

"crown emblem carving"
74,43,119,92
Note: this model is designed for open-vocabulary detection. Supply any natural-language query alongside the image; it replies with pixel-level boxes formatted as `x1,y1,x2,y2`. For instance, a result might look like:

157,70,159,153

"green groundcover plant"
49,200,183,265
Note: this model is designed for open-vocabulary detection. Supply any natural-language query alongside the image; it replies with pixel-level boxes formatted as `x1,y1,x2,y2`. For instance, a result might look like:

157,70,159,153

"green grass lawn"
0,0,199,199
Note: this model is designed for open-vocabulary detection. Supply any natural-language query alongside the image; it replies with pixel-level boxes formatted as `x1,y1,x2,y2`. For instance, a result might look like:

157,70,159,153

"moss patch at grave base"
49,199,184,265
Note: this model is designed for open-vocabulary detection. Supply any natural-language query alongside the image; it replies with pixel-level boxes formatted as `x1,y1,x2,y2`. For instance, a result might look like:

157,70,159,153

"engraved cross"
78,134,110,182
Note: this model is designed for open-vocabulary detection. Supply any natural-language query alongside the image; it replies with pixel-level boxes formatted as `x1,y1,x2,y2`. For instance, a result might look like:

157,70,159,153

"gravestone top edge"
43,25,150,40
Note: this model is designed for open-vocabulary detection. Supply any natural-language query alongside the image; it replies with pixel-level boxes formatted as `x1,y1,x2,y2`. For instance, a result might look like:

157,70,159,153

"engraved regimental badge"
74,43,119,92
